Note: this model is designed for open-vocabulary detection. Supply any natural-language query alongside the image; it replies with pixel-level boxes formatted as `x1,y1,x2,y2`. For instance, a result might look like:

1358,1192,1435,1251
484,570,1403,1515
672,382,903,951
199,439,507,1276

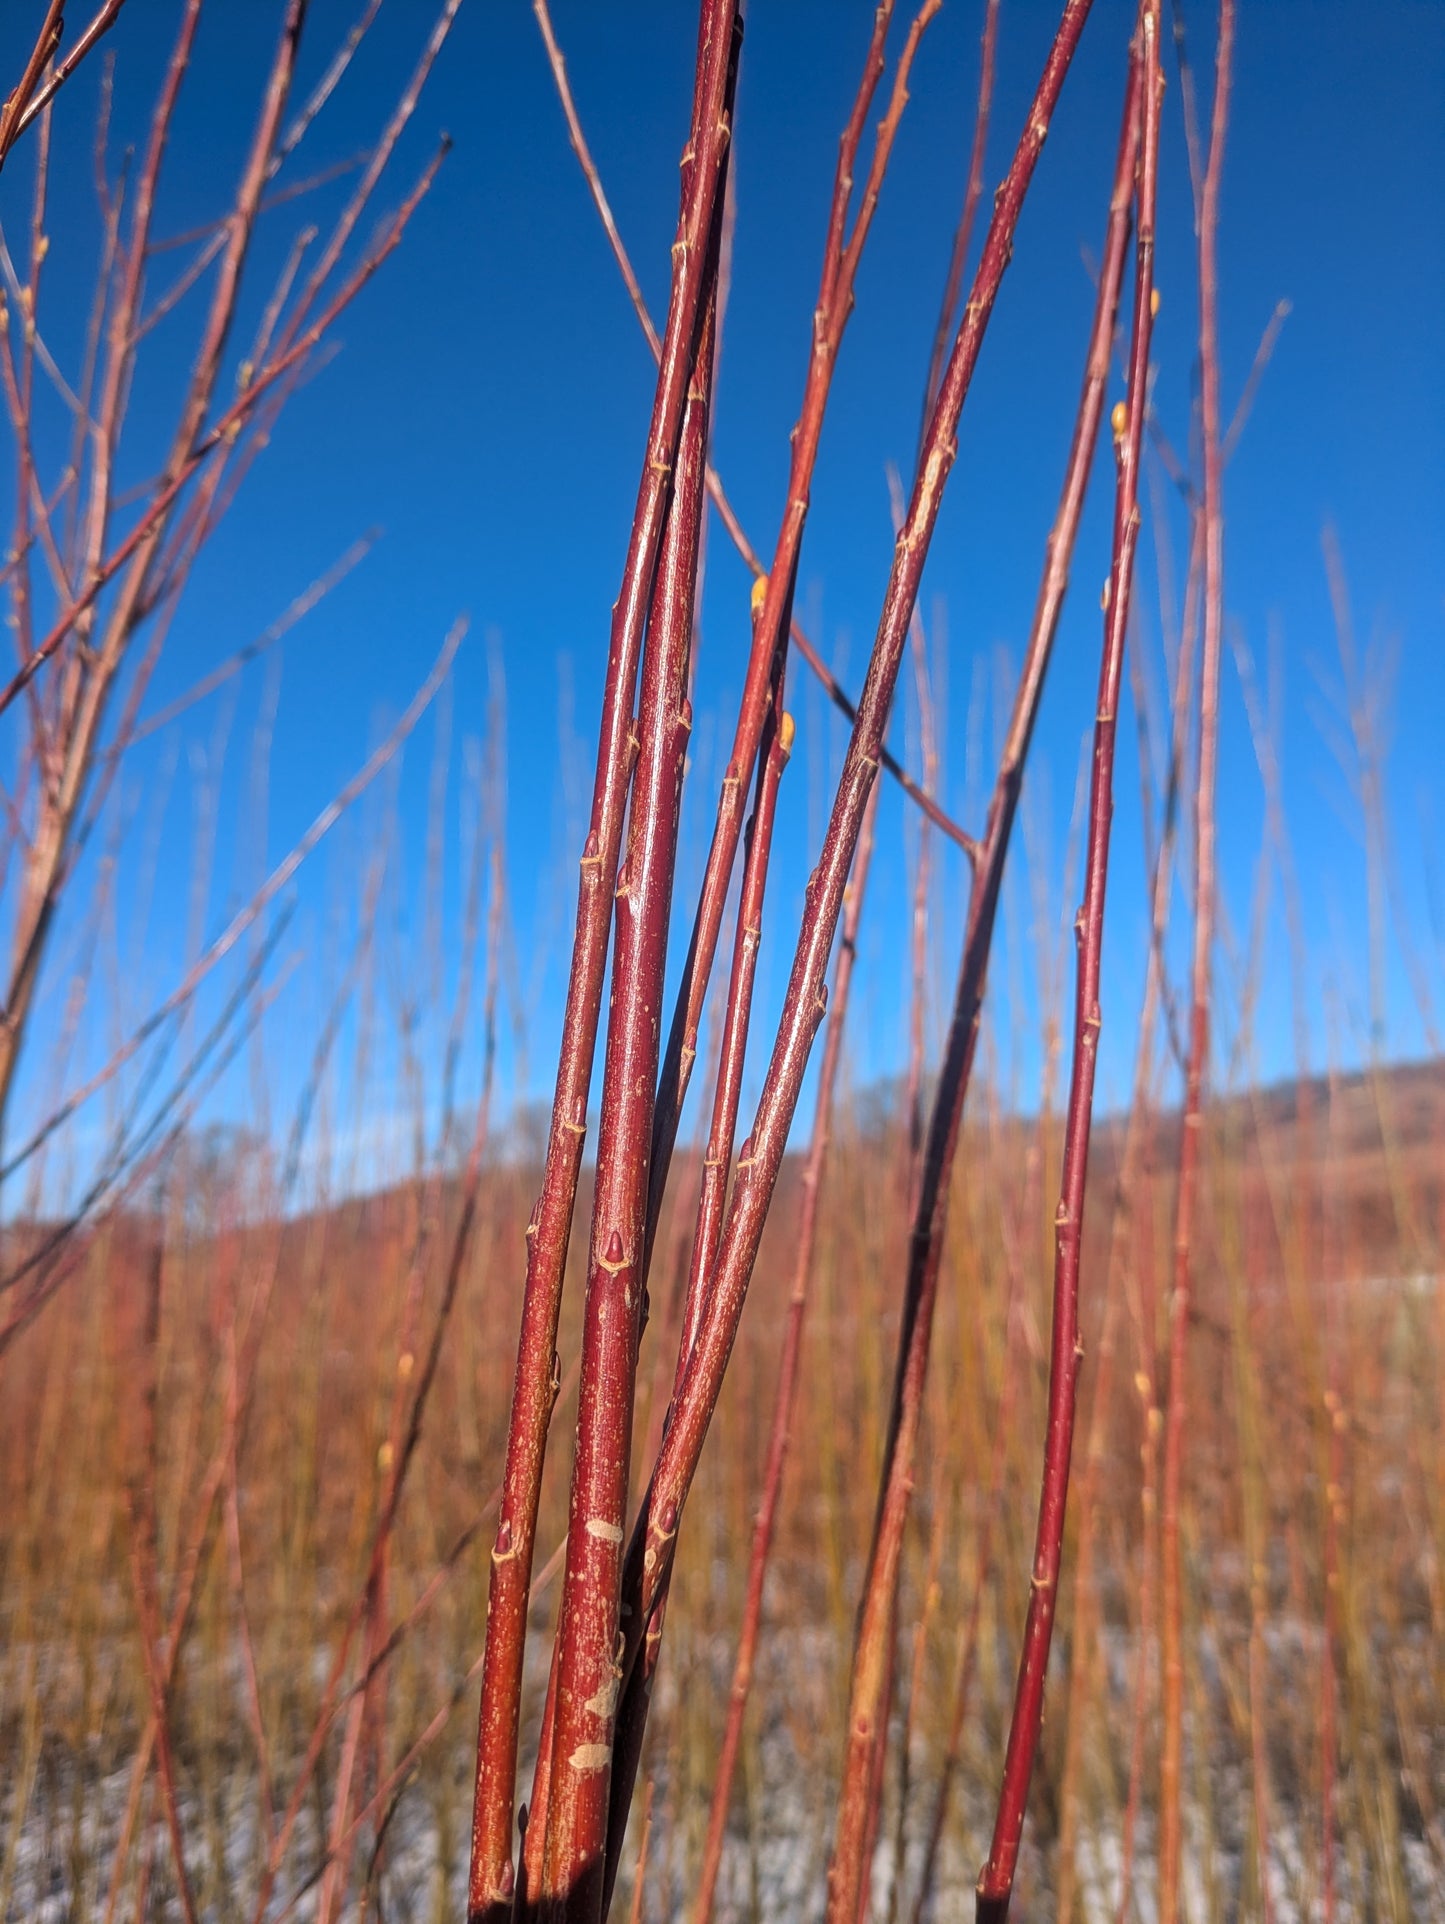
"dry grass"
1,1057,1439,1920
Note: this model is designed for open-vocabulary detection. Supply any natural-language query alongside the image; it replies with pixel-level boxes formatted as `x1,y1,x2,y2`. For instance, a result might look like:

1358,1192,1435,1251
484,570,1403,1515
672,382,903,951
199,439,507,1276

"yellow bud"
750,574,768,618
1150,286,1161,317
779,711,796,755
377,1440,395,1473
398,1351,415,1380
1110,400,1128,438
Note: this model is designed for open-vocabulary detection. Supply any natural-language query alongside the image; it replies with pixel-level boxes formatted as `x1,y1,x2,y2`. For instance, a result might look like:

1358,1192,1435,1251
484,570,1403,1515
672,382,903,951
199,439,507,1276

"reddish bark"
465,9,741,1913
605,10,1099,1881
975,9,1162,1918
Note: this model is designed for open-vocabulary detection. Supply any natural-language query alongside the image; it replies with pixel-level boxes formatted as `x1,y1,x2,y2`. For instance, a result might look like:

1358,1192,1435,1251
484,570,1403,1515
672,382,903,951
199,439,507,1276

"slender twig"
918,0,1000,438
675,615,790,1384
1056,438,1204,1924
890,460,939,1207
2,2,129,165
974,14,1161,1917
1159,7,1233,1917
1222,297,1289,465
0,3,64,173
95,532,376,778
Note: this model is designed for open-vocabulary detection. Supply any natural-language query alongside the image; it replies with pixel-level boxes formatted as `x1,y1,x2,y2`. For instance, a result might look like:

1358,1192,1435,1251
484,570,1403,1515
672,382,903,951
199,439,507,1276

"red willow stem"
827,37,1143,1924
1158,3,1233,1917
862,495,940,1921
693,770,881,1924
841,53,1001,1423
1055,555,1200,1924
608,0,1095,1834
975,11,1161,1919
676,643,792,1386
1114,469,1206,1924
0,3,65,171
645,0,951,1262
888,459,938,1205
918,0,1001,440
2,1,129,165
464,7,741,1912
533,251,724,1921
595,664,794,1924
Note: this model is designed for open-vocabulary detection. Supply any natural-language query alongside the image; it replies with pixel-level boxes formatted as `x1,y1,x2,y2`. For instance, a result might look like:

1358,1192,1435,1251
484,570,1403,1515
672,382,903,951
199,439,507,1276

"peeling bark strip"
465,6,741,1917
605,0,1098,1841
975,9,1163,1919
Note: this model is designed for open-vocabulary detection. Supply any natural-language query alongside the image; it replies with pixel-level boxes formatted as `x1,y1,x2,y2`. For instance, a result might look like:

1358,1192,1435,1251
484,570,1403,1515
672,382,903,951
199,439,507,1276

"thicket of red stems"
461,0,1134,1917
10,3,1413,1918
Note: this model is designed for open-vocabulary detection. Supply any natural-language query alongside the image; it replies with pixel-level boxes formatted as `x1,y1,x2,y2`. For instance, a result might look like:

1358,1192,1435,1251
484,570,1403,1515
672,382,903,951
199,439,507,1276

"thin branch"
977,19,1162,1914
1159,5,1234,1917
532,0,975,858
3,1,129,162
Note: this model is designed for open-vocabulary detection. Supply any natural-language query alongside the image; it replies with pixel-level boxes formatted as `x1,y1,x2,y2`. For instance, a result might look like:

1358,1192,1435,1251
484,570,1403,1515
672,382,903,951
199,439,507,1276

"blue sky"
1,0,1441,1199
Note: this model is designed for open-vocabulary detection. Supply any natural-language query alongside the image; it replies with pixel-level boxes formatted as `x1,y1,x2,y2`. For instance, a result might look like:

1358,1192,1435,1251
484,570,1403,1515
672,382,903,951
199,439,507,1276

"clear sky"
1,1,1441,1196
